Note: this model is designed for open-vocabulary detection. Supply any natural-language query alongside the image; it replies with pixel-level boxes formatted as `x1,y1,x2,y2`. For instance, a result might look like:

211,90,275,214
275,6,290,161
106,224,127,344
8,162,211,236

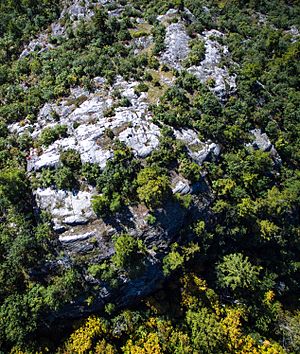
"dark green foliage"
92,144,140,217
92,193,122,217
147,127,186,168
152,23,166,55
186,308,225,353
60,149,82,171
152,85,194,127
0,0,60,62
0,168,81,350
81,162,102,186
54,166,77,190
216,253,261,291
184,38,206,67
112,234,146,274
38,125,68,147
179,158,202,182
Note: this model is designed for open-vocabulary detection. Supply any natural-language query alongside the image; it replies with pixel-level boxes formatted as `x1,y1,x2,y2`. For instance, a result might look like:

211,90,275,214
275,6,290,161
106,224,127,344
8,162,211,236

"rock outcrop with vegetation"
0,0,299,352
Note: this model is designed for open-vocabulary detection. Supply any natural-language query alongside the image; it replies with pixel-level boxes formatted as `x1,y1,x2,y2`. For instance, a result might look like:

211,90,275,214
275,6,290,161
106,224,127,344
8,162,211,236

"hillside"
0,0,299,352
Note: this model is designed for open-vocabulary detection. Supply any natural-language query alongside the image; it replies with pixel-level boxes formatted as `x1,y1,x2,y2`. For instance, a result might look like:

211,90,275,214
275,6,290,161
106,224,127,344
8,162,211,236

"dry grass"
146,69,175,104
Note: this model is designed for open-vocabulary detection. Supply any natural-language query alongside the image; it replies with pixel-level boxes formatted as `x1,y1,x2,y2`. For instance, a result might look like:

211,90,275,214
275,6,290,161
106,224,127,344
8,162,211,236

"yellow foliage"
236,335,261,354
222,308,244,351
259,340,286,353
146,316,158,329
259,220,280,240
143,332,162,354
10,349,45,354
180,273,208,308
264,290,275,304
237,197,256,218
64,316,106,354
123,333,162,354
94,339,116,354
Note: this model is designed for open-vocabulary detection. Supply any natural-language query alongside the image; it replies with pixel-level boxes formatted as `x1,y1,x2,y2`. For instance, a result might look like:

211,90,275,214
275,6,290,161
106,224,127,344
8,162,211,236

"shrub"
179,159,202,182
81,163,101,186
92,194,110,217
39,125,68,147
174,193,193,209
136,166,170,209
184,39,206,67
146,213,157,225
60,149,82,170
163,243,184,276
112,234,146,272
134,82,149,95
54,166,75,190
39,168,55,188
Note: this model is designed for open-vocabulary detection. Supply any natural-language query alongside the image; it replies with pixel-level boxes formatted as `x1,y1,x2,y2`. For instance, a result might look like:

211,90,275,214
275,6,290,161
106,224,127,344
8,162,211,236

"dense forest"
0,0,299,353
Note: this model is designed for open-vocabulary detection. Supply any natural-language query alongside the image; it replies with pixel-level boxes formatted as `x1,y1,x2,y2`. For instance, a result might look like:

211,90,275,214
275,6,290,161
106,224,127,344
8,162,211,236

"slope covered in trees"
0,0,299,352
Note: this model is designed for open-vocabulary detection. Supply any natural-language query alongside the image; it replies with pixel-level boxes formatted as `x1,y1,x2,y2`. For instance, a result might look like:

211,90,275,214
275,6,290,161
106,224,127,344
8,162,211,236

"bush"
136,166,170,209
146,213,157,225
39,168,55,188
112,234,146,272
184,39,206,67
39,125,68,147
91,194,110,217
179,159,202,182
60,149,82,170
152,23,166,55
81,163,101,186
54,166,75,190
163,243,184,276
134,82,149,95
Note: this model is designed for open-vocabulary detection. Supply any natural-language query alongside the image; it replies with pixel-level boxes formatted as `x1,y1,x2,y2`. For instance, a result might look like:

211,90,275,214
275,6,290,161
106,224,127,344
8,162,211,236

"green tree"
216,253,261,291
136,166,170,209
186,308,225,353
112,234,146,274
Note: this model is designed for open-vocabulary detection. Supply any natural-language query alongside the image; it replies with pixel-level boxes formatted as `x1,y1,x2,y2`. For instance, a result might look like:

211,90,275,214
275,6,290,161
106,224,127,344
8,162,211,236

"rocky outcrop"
174,128,221,164
188,30,236,98
12,3,228,320
249,129,281,164
172,180,191,195
35,187,97,231
161,22,191,70
19,0,111,59
50,188,213,320
9,77,162,172
159,14,236,98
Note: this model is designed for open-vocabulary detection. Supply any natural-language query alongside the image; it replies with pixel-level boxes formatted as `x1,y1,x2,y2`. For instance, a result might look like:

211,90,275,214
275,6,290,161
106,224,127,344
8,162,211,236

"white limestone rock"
59,231,96,243
172,180,191,195
19,33,54,59
160,21,236,98
174,128,221,165
250,129,273,152
188,30,236,97
247,129,281,165
157,8,178,22
118,122,160,158
35,187,97,228
133,35,154,54
161,22,191,70
26,77,163,171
